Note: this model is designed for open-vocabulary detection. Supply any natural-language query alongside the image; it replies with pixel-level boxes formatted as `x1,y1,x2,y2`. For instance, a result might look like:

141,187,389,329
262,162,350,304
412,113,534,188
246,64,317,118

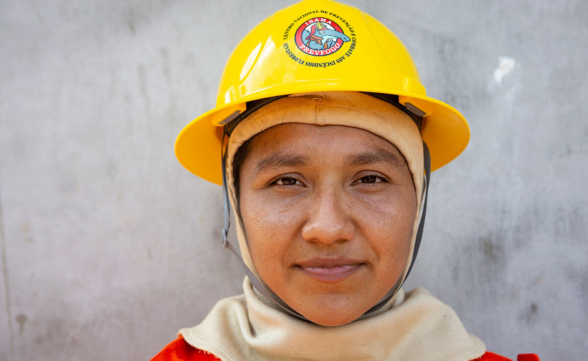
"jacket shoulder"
474,352,541,361
475,351,512,361
150,336,221,361
516,355,541,361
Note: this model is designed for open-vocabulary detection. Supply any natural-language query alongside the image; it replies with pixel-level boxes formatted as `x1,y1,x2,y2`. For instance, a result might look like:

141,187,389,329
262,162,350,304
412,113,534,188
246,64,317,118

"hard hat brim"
175,88,469,185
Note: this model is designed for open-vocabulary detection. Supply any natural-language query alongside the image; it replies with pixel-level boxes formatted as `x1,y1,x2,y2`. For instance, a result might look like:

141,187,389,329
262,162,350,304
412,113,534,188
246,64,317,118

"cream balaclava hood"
181,92,485,361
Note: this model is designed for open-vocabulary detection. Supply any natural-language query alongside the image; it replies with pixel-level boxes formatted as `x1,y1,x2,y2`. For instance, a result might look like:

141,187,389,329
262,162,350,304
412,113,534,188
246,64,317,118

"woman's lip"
296,264,364,283
296,257,364,268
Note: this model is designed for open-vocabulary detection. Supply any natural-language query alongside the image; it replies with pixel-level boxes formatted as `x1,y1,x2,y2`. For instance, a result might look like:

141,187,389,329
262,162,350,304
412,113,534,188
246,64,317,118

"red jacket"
151,336,540,361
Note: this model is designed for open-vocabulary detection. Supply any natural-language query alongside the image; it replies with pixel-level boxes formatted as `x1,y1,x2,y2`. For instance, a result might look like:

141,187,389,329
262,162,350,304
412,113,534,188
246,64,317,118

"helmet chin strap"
220,130,306,319
219,129,431,323
365,141,431,314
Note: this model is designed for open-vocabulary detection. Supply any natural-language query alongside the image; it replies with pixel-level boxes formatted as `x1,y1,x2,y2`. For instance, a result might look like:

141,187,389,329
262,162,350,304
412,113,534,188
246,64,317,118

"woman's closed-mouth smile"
295,257,365,283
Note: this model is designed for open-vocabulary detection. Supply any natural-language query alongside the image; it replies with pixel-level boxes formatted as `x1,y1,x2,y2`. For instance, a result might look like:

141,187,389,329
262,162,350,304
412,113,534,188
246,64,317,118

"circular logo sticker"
294,18,350,57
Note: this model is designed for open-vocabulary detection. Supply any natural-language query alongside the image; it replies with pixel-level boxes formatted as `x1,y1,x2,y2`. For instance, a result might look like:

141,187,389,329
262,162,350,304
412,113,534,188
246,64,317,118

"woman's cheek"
245,193,307,265
257,189,310,224
353,192,415,263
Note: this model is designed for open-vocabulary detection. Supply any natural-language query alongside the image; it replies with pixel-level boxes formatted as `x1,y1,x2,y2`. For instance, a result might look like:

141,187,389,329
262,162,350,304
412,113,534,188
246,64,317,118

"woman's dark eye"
276,177,300,186
361,175,378,183
354,175,386,185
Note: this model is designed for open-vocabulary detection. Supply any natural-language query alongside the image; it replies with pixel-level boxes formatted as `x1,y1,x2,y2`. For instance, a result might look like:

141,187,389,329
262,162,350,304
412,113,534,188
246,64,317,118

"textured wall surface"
1,0,587,360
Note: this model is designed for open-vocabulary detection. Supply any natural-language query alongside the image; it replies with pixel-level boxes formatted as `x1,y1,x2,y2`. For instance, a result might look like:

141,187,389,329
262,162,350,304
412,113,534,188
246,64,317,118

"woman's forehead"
244,123,408,169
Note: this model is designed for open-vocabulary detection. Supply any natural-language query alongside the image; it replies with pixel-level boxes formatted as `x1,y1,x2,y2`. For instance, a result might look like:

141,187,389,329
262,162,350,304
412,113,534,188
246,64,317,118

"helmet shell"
176,0,470,184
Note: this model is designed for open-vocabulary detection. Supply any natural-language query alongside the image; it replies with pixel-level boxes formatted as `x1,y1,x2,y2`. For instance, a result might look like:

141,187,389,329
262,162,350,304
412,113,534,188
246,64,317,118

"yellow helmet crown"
175,0,470,184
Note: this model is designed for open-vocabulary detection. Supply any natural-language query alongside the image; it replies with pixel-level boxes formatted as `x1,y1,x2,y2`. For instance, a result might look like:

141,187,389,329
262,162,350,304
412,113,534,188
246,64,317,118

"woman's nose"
301,188,355,245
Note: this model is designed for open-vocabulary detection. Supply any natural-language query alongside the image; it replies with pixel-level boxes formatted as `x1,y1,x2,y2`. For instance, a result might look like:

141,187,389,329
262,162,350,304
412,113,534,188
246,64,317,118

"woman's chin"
302,309,363,327
292,295,368,327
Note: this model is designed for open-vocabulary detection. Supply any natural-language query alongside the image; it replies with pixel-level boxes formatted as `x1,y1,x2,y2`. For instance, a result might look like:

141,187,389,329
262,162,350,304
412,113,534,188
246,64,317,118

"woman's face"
238,123,417,326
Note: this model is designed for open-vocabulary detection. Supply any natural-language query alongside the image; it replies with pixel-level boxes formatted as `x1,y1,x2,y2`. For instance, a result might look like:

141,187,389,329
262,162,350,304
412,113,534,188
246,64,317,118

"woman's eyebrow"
254,153,309,174
346,148,406,168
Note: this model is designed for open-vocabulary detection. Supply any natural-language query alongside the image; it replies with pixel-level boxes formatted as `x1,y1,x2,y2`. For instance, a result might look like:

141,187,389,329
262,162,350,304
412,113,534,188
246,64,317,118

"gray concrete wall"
0,0,586,360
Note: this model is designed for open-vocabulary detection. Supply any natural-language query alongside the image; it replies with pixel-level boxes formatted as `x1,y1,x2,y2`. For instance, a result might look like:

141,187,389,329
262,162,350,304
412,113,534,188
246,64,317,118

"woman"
152,1,539,360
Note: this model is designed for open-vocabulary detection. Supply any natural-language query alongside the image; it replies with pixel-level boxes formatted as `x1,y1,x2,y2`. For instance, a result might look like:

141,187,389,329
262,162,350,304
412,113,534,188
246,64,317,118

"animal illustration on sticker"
303,21,350,49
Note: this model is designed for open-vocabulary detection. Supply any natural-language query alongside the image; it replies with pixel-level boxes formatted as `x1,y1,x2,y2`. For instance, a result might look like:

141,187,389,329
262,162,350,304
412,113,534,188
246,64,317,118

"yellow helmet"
175,0,470,184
